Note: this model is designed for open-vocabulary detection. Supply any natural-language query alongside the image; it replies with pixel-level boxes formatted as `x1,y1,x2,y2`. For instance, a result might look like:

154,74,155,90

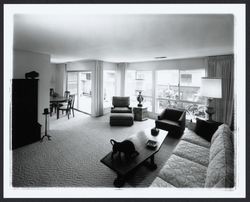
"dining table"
50,96,68,119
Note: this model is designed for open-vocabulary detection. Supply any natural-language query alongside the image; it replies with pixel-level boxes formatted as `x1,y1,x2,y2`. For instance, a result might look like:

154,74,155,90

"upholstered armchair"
155,108,186,137
111,96,132,113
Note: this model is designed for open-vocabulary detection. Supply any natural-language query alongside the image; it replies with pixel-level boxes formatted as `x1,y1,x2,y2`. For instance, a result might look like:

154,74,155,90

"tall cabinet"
12,79,41,149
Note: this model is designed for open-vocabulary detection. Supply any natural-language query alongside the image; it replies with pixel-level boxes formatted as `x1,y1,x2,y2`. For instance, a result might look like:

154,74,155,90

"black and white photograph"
3,3,246,198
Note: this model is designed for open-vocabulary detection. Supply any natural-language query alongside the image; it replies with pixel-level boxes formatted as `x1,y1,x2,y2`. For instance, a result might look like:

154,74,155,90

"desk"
50,96,67,119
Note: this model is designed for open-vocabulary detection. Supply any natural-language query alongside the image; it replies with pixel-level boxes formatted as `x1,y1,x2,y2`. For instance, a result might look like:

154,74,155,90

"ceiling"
14,14,234,63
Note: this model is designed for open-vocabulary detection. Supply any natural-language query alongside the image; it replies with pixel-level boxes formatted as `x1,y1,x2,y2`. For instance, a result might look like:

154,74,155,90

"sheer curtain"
205,55,234,126
92,61,103,117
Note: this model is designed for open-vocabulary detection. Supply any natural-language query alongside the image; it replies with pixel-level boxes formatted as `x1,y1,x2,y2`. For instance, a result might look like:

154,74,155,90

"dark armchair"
155,108,186,137
111,96,132,113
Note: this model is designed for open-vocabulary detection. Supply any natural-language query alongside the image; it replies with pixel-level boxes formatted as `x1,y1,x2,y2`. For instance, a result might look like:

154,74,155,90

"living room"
4,4,245,198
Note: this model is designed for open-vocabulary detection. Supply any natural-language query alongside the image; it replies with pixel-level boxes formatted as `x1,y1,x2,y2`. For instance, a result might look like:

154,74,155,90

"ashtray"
146,140,158,149
151,128,159,136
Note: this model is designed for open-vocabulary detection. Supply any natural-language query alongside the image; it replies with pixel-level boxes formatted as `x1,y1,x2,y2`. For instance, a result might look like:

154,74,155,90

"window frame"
155,68,205,114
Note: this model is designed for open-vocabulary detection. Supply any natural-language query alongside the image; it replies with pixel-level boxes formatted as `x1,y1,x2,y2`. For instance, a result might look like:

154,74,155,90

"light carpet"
12,111,180,187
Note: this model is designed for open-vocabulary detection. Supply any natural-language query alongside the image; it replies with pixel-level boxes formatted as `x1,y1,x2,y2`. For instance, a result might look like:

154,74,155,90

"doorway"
67,71,92,114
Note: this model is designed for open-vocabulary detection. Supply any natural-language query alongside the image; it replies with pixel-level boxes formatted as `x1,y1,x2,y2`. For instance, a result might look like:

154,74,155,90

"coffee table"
100,129,168,187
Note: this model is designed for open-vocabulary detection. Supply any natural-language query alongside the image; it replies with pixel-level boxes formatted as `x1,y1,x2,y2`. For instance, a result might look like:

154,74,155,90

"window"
125,70,153,111
103,70,116,108
156,69,206,119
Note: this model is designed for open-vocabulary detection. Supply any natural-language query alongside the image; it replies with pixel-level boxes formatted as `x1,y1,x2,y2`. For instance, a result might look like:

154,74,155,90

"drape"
205,55,234,126
93,61,103,116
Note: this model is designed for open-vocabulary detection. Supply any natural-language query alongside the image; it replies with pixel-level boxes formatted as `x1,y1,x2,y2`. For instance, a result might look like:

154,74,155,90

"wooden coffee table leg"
148,155,157,170
113,174,125,187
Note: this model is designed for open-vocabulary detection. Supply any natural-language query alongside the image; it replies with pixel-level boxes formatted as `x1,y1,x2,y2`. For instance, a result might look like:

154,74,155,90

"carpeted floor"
12,111,180,187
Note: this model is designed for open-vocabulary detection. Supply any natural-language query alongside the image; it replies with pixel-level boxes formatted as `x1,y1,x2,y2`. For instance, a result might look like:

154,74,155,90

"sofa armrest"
158,108,167,120
178,111,186,131
128,107,132,113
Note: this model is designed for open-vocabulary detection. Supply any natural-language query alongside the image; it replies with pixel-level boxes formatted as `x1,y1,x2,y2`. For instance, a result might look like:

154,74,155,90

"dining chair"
64,91,70,99
69,94,75,117
57,96,73,119
59,91,71,108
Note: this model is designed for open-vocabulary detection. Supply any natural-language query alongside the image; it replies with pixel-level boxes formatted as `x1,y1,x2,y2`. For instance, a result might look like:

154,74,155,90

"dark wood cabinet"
12,79,41,149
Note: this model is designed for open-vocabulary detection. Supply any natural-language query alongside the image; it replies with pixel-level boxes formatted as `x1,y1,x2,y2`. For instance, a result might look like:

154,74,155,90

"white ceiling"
14,14,234,63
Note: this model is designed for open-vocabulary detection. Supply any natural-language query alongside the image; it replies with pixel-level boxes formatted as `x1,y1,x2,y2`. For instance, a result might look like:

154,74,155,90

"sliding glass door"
67,71,92,114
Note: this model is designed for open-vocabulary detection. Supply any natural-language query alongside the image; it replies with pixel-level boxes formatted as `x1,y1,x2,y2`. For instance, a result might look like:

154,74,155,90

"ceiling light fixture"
154,56,167,59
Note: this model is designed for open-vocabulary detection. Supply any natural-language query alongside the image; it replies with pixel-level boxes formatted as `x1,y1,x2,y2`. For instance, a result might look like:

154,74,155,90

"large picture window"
156,69,206,119
125,70,153,111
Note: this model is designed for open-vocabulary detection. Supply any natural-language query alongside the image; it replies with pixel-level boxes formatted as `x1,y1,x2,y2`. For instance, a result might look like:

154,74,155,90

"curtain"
205,55,234,126
93,61,103,117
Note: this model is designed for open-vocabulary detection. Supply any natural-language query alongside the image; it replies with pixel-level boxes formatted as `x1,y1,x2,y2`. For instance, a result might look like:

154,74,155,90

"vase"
137,91,144,107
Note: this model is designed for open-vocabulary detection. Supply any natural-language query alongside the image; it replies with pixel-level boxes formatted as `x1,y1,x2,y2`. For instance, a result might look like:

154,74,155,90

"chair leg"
72,108,75,117
67,110,70,119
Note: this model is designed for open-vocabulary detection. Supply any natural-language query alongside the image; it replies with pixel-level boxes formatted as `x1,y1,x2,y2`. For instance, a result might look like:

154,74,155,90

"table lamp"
135,79,145,107
200,77,222,121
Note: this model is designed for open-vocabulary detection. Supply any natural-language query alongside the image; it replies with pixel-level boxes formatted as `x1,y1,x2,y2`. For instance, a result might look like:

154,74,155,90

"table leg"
113,174,125,187
148,155,157,170
56,103,59,119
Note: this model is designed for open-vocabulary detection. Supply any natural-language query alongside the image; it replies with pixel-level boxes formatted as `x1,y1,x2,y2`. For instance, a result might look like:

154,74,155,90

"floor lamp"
200,78,222,121
41,108,51,141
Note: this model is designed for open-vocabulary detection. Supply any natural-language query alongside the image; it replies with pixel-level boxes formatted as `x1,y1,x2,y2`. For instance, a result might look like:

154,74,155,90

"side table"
133,107,148,121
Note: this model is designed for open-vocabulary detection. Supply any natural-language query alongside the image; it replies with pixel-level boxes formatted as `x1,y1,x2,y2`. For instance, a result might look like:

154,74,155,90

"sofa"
151,124,234,188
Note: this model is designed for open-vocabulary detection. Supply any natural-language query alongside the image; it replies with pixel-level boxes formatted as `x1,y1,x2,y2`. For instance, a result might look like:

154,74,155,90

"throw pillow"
194,118,222,142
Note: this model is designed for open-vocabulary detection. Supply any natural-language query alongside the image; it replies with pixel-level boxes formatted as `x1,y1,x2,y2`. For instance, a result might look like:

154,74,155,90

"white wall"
13,50,51,134
55,64,66,97
67,60,96,71
127,57,206,70
103,61,117,70
50,63,57,90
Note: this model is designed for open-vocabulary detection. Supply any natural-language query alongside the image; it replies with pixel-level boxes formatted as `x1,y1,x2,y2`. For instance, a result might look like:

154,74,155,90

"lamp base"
137,91,144,108
206,106,215,121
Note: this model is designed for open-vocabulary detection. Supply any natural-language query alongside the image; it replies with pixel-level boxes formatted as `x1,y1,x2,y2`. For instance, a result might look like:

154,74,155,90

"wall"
55,64,66,97
103,61,117,70
13,49,51,134
127,57,206,70
50,63,57,90
67,60,96,71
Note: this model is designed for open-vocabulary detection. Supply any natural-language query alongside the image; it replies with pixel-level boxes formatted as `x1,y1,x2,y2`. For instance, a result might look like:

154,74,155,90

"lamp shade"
135,79,145,92
200,78,222,98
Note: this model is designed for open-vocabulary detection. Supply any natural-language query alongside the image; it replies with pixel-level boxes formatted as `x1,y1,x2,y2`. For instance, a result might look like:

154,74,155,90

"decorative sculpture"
25,71,39,79
110,139,139,161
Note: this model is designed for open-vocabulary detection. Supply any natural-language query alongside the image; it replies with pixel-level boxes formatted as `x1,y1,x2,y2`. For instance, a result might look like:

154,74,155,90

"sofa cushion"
112,96,130,107
111,107,132,113
210,124,234,162
150,177,176,187
181,128,211,148
205,149,234,188
205,124,234,188
194,118,222,142
109,113,134,126
110,113,134,120
155,120,180,131
158,154,207,187
163,108,184,122
173,140,210,167
211,124,233,145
